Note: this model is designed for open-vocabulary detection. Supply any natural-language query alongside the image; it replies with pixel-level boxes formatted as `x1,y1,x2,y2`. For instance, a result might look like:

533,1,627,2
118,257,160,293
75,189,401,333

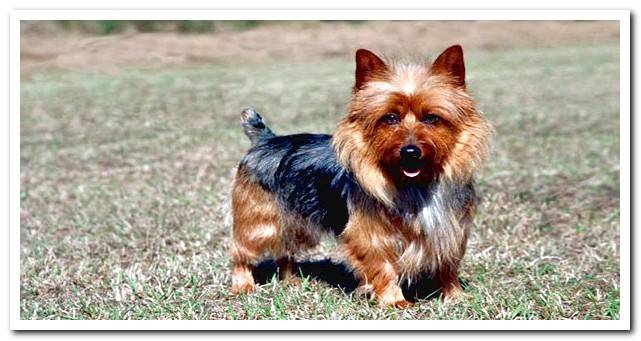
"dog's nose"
400,145,421,160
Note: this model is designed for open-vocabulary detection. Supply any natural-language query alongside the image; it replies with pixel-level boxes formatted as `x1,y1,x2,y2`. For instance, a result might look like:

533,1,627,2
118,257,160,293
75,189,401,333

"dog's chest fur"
366,182,473,280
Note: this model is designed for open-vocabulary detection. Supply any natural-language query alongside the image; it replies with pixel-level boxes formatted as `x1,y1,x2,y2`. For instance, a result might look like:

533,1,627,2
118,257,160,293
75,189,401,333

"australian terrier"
229,45,491,307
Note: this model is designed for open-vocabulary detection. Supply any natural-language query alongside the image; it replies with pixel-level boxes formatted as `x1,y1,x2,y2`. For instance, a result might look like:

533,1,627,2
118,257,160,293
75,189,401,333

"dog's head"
334,46,491,205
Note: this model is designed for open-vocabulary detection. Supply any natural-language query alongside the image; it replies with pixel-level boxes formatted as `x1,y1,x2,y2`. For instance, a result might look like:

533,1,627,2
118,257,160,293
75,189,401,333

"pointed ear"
354,49,388,91
431,45,465,87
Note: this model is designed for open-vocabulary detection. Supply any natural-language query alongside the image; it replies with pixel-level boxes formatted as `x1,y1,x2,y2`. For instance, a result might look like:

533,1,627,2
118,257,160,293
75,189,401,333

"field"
20,21,620,320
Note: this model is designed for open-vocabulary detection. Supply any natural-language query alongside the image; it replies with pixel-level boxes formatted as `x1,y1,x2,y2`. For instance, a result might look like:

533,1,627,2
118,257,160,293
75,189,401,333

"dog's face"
348,46,477,186
333,46,490,204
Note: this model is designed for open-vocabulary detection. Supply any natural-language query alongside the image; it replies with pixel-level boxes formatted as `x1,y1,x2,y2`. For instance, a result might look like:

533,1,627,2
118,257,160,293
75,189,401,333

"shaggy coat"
229,45,491,307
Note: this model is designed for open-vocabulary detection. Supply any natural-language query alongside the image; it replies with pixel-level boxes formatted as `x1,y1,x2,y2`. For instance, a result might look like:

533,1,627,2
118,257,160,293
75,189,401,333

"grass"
20,42,620,320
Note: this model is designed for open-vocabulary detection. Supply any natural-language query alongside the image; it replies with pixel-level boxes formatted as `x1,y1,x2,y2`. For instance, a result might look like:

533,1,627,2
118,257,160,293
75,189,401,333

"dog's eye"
421,113,440,125
381,113,400,125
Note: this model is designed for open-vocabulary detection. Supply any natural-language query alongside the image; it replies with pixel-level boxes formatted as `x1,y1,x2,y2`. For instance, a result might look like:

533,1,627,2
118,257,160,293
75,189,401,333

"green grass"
20,42,620,320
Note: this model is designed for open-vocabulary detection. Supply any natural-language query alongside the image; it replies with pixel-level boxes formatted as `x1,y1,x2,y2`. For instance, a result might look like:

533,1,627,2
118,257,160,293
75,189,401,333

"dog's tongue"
402,168,421,178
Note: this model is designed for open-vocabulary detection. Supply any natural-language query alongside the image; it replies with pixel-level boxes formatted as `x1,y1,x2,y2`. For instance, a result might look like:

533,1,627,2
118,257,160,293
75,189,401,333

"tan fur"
333,124,397,206
441,111,493,182
229,167,321,294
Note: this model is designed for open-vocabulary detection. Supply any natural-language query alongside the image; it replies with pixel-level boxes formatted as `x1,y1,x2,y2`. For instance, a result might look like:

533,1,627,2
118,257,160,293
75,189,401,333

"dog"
229,45,491,307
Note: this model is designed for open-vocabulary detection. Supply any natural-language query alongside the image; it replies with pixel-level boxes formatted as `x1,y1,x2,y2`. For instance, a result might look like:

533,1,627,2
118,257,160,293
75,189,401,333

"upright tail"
240,108,275,145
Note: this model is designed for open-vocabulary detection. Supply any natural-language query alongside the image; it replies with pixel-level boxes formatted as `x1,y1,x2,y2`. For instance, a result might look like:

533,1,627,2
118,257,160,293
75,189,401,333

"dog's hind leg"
229,167,282,295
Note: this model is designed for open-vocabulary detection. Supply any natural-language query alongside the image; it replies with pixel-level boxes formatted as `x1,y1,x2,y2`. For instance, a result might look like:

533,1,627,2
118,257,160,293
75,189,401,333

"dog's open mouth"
401,168,421,178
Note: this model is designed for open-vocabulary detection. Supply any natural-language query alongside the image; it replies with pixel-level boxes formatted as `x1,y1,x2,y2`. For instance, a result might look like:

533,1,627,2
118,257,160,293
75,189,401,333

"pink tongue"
402,169,421,178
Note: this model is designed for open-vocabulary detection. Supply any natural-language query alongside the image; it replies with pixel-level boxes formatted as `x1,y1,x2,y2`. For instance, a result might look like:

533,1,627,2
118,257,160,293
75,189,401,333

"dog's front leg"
341,212,412,308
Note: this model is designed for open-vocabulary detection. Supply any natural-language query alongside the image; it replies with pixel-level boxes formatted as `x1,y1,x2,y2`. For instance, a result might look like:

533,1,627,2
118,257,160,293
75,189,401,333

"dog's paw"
284,276,302,286
231,282,255,295
392,299,414,309
378,299,414,309
442,286,470,304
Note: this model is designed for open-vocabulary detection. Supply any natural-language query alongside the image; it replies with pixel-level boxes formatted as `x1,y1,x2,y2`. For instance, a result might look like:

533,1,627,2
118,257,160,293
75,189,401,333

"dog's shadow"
253,258,461,302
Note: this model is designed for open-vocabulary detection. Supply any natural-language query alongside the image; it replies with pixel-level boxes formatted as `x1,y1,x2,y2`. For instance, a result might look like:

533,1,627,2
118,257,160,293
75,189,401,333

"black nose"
400,145,421,160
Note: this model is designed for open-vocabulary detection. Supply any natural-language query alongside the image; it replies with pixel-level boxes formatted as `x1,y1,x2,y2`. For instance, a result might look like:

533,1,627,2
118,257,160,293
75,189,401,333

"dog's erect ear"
431,45,465,87
354,49,387,91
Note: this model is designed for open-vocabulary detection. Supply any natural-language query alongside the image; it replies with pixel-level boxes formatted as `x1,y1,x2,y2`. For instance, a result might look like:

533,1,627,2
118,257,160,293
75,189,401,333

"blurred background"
21,20,618,75
20,21,621,320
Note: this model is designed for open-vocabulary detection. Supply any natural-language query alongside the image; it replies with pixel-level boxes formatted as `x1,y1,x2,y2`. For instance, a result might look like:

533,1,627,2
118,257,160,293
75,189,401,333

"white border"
9,9,631,331
9,9,631,20
618,13,631,332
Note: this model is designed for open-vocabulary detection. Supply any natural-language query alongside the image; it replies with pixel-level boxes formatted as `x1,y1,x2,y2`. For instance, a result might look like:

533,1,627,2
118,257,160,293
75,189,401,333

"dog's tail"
240,108,276,145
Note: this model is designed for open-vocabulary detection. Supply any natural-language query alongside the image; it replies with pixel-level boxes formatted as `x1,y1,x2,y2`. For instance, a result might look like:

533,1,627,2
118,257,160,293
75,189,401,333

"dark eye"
380,113,400,125
421,113,440,125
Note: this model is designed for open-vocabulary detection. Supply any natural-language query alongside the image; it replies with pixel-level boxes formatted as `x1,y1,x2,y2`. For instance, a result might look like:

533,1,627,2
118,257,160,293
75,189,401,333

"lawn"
20,42,620,320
